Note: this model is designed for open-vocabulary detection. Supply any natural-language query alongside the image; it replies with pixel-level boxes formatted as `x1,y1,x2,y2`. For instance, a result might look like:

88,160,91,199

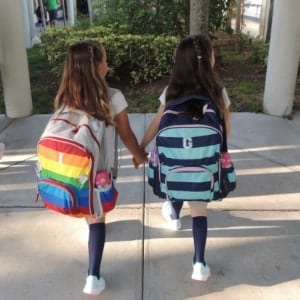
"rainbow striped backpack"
36,108,107,217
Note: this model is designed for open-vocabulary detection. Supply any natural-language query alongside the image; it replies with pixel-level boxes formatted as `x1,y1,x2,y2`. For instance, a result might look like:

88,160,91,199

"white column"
20,0,37,48
0,0,32,118
27,0,39,45
20,0,31,48
259,0,270,40
263,0,300,117
66,0,75,26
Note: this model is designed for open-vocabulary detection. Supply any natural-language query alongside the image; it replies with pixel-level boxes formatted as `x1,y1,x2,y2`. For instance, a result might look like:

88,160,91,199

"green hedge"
40,26,178,84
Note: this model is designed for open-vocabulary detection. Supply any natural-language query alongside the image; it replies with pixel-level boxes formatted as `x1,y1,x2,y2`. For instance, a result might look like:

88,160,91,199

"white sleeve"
103,88,128,172
109,88,128,116
222,87,231,108
159,86,167,105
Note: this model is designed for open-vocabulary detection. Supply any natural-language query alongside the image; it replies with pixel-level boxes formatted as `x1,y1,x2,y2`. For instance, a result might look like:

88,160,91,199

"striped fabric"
157,124,222,202
148,95,227,202
38,137,93,217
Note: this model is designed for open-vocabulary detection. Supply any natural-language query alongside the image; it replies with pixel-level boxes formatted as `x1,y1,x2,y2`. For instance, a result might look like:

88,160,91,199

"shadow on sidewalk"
143,209,300,298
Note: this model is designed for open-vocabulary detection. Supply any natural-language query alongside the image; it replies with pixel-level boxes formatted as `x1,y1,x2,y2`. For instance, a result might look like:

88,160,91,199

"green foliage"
226,79,264,113
88,0,235,37
27,46,58,114
246,39,269,67
0,36,267,115
40,26,178,84
92,0,189,37
124,86,162,113
217,36,267,113
238,80,258,94
209,0,235,36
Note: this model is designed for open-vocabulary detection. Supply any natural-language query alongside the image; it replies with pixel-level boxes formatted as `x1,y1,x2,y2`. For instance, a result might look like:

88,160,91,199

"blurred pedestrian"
46,0,59,27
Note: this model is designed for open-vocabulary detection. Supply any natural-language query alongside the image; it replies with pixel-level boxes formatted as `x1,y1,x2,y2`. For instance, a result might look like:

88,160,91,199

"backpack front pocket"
38,178,77,214
165,166,214,201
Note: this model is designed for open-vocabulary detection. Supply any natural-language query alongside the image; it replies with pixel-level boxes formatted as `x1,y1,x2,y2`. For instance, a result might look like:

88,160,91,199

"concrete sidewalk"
0,112,299,300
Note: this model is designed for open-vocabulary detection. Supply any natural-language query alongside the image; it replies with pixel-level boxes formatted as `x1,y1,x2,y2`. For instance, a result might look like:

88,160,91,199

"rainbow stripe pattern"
37,137,94,217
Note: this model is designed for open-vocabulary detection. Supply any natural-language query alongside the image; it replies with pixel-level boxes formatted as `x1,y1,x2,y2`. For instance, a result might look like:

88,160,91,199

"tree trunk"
189,0,209,35
235,0,243,36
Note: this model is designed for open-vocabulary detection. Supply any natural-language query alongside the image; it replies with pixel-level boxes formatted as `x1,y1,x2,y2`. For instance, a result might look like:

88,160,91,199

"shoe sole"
191,274,210,281
170,220,182,231
83,278,105,295
83,286,105,295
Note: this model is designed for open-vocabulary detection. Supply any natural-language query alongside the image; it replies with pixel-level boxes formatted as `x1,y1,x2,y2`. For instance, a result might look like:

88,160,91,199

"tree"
189,0,209,35
235,0,243,37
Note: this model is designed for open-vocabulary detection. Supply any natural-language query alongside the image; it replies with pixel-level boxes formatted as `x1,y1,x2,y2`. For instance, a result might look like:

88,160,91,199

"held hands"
132,147,148,169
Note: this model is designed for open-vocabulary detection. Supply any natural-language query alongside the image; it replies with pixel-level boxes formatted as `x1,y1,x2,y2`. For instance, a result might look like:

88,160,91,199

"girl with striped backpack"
139,34,236,281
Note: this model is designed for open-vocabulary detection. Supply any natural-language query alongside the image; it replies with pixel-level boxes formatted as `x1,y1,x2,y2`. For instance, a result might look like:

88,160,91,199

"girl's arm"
140,104,165,150
224,106,231,137
222,87,231,137
115,108,147,166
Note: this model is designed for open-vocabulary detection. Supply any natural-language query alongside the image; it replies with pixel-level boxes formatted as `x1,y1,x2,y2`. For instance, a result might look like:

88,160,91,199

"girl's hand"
132,150,147,169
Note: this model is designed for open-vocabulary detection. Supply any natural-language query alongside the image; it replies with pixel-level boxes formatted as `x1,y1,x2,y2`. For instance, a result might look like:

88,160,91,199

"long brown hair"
166,34,225,118
54,40,114,126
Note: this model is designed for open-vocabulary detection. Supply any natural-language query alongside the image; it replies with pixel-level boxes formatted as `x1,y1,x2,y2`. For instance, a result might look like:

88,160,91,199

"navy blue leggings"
171,200,183,219
192,216,207,264
88,222,105,278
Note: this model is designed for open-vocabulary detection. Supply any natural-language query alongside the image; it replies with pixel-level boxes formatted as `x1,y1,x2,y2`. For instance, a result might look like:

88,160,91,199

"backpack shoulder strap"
166,95,229,152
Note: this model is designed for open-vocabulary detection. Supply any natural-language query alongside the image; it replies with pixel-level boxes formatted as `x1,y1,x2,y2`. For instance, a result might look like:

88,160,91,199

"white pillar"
20,0,32,48
20,0,38,48
0,0,32,118
259,0,270,40
263,0,300,117
66,0,75,26
27,0,39,46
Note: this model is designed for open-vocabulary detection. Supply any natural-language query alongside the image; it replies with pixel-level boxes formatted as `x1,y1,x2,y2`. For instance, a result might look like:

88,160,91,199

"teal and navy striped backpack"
148,94,236,202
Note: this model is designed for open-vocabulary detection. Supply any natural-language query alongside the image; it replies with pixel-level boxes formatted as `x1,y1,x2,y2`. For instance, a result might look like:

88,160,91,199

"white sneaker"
170,219,182,231
83,275,105,295
161,201,182,231
191,262,211,281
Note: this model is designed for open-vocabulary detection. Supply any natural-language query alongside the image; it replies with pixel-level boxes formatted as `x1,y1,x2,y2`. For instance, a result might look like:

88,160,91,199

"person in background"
35,4,48,26
139,34,231,281
46,0,59,27
54,39,147,295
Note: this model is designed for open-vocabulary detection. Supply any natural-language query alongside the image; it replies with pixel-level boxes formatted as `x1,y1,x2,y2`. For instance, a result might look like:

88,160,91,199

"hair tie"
193,38,203,60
